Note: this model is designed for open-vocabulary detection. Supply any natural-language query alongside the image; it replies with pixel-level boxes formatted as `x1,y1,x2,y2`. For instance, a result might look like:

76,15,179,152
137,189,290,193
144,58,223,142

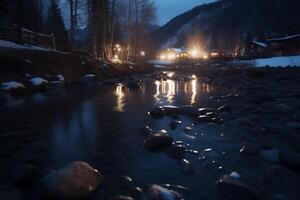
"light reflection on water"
153,73,203,106
115,83,126,112
154,79,177,104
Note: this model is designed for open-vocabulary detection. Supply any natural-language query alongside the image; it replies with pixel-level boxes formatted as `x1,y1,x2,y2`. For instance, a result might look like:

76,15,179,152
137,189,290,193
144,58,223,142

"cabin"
159,48,189,60
250,34,300,57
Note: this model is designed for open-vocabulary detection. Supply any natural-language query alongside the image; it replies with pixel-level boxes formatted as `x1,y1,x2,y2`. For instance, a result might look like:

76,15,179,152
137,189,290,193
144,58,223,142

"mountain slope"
153,0,300,51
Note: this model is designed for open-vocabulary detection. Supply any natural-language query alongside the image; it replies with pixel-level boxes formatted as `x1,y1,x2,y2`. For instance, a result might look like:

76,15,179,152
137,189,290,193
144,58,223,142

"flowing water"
0,72,243,199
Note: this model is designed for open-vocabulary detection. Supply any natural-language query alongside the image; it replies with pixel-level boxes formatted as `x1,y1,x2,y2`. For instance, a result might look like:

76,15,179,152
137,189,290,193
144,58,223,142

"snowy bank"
30,77,49,86
149,60,175,66
0,81,25,91
232,55,300,68
254,55,300,67
0,39,48,51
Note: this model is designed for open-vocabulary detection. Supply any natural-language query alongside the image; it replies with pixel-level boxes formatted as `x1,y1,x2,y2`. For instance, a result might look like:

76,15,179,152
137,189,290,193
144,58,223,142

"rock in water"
149,107,165,119
177,159,195,175
166,144,186,160
169,120,181,130
144,130,173,151
40,161,102,200
140,126,153,137
216,175,261,200
111,196,134,200
145,185,182,200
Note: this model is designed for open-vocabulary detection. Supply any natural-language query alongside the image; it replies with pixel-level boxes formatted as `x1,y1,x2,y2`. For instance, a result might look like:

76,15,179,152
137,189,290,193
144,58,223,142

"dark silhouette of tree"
244,32,253,55
46,0,69,49
0,0,7,16
14,0,40,31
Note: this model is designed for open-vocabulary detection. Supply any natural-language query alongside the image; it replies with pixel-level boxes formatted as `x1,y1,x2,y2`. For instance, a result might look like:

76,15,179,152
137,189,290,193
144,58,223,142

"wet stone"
111,196,134,200
144,130,173,152
149,107,165,119
217,105,232,113
145,185,182,200
177,159,195,175
139,126,153,137
216,175,261,200
166,144,186,160
169,120,181,130
40,161,102,200
197,115,212,123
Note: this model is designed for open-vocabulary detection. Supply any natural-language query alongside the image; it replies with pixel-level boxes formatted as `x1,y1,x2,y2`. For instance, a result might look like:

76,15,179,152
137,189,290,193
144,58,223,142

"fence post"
51,33,56,50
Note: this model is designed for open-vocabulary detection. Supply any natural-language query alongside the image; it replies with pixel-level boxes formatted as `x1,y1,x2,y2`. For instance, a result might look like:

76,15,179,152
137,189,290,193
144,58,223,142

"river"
0,71,248,200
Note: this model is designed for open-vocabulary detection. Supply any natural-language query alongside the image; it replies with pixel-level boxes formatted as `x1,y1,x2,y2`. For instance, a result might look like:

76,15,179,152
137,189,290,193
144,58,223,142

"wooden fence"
0,25,56,49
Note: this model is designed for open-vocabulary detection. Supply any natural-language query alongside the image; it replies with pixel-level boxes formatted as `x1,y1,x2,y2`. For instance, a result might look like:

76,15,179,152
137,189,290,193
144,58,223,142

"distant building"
159,48,189,60
251,34,300,57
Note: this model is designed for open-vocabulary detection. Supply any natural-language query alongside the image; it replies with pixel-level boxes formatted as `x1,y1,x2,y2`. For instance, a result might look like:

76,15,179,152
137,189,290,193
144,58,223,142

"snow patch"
84,74,96,78
149,60,174,65
230,172,240,179
1,81,25,91
0,39,47,51
255,55,300,67
56,74,65,81
30,77,49,86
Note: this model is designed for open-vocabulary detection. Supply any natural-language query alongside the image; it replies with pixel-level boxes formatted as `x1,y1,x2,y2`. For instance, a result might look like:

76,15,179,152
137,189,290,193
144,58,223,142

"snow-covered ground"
254,55,300,67
0,81,25,91
149,60,175,68
0,39,48,51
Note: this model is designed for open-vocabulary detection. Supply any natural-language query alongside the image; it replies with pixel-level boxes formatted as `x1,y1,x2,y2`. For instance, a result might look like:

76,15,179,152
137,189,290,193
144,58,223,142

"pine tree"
47,0,69,49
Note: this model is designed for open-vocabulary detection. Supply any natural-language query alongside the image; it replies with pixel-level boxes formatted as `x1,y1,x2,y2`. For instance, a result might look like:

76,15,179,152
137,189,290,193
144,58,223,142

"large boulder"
145,185,182,200
144,130,173,151
216,175,261,200
40,161,102,200
149,107,165,119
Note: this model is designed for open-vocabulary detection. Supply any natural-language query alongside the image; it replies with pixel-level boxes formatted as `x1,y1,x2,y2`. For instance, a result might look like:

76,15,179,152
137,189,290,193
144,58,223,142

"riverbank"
0,49,154,98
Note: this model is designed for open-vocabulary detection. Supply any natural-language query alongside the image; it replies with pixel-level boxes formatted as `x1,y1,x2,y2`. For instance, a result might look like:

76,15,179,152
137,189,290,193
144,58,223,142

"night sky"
154,0,216,25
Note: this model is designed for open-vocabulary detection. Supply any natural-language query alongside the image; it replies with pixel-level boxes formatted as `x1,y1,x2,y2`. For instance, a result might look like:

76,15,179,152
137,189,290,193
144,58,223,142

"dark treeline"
0,0,157,61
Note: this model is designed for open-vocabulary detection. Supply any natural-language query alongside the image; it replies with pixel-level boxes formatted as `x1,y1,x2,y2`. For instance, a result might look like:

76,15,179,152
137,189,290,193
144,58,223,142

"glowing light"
167,53,176,60
203,54,209,59
191,49,199,58
115,83,125,112
140,51,146,56
160,54,166,60
114,54,119,59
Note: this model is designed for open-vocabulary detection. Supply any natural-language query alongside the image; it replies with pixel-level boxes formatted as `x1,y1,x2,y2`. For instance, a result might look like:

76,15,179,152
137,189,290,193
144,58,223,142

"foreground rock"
40,161,102,200
144,130,173,151
216,175,261,200
145,185,182,200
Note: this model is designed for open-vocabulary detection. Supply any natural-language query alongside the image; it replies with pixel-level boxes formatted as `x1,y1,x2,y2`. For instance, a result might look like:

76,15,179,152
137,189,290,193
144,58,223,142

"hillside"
153,0,300,51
